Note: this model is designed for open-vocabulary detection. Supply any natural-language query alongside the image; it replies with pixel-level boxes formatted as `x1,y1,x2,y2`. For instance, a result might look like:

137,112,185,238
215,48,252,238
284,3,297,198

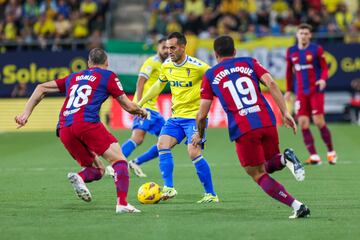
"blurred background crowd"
0,0,110,51
146,0,360,43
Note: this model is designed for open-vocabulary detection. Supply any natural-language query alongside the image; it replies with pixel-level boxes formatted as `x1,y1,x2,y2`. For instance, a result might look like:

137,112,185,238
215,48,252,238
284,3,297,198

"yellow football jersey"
133,55,163,111
158,55,209,118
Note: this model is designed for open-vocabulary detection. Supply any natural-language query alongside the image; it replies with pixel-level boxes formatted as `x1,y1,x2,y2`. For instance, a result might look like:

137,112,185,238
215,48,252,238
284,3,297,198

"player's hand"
283,112,297,134
191,132,202,147
316,79,326,91
15,112,30,129
284,91,292,101
137,108,148,119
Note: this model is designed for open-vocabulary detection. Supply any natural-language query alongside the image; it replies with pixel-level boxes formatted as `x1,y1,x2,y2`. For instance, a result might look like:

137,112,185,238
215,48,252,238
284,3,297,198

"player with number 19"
15,48,147,214
192,36,310,218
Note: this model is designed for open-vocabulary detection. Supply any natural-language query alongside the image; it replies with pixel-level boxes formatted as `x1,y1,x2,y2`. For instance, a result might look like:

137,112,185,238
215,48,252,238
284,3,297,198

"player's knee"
299,119,309,129
131,135,144,145
245,166,265,182
157,140,169,150
188,148,201,159
313,116,325,128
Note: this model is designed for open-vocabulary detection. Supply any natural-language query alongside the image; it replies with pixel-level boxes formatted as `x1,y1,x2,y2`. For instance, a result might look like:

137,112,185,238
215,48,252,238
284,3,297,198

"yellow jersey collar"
173,55,188,67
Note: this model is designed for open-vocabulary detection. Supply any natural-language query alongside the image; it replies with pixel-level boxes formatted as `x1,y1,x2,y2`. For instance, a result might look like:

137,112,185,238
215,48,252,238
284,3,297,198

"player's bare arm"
260,73,297,134
116,94,147,118
135,75,147,101
192,99,212,146
137,80,167,106
15,81,60,128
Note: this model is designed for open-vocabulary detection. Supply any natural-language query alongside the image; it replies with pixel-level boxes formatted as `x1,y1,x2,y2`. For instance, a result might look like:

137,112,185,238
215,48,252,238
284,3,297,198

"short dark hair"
167,32,187,45
158,37,167,44
213,35,235,57
297,23,313,32
88,48,107,65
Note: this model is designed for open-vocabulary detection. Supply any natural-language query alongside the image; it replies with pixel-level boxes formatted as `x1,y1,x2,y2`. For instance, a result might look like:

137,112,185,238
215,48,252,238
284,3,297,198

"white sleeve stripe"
138,73,150,79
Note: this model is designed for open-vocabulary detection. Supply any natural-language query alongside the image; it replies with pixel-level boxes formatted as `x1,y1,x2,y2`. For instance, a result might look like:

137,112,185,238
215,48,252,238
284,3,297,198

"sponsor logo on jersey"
239,105,261,116
294,64,313,71
169,80,193,87
63,108,80,116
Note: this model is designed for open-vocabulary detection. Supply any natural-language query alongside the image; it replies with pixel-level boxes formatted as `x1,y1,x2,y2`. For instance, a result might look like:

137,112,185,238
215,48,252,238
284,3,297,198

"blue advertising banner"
323,43,360,91
0,50,88,97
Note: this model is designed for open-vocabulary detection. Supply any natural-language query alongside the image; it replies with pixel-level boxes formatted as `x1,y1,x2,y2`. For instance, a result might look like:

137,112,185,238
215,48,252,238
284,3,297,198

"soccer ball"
137,182,162,204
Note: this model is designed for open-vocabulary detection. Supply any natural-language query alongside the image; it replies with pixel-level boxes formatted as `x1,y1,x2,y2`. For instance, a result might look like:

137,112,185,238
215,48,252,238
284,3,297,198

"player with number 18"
15,48,147,214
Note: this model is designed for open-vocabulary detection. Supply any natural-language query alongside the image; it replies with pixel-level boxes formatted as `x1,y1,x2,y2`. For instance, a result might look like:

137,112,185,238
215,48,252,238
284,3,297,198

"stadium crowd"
0,0,110,51
147,0,360,43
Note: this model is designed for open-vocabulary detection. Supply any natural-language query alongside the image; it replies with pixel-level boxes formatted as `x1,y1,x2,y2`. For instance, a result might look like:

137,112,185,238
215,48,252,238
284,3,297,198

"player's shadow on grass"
59,203,111,212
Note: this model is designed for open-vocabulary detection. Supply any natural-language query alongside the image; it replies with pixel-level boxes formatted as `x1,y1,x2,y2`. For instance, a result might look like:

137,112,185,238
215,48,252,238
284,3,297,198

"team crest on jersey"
306,54,313,61
169,69,172,74
115,78,123,91
186,68,190,76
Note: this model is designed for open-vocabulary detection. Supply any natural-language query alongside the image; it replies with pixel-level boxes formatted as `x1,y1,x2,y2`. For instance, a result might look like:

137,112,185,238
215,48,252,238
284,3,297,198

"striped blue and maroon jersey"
55,67,124,128
201,57,276,141
286,43,328,95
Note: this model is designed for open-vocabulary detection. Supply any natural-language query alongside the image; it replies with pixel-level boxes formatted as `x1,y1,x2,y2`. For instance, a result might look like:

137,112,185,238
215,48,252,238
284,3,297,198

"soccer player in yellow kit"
138,32,218,203
119,38,168,177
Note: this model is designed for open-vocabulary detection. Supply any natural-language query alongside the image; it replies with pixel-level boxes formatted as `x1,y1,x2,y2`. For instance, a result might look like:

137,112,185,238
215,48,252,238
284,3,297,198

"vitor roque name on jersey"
213,67,253,84
76,75,97,82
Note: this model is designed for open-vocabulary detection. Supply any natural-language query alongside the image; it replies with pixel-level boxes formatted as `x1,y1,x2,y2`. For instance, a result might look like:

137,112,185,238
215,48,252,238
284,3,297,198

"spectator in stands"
19,17,34,44
33,13,56,39
71,11,89,39
167,14,182,34
322,0,342,14
55,13,71,39
40,0,57,19
22,0,40,24
154,10,168,36
4,14,17,41
5,0,22,24
335,2,352,32
56,0,70,19
198,7,218,38
218,0,240,15
80,0,98,20
292,0,305,22
281,9,300,34
302,7,321,32
184,0,205,17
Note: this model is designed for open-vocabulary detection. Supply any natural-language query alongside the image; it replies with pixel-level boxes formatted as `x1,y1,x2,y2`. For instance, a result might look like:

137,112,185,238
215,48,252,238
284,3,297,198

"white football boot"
129,160,147,177
284,148,305,181
67,172,92,202
116,203,141,214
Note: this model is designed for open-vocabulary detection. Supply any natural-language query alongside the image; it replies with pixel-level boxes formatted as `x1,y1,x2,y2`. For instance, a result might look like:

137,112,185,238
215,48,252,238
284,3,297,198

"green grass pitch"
0,124,359,240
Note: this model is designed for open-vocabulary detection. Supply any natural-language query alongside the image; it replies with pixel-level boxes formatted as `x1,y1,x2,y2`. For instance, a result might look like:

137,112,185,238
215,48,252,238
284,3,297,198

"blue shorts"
160,117,207,146
132,109,165,136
